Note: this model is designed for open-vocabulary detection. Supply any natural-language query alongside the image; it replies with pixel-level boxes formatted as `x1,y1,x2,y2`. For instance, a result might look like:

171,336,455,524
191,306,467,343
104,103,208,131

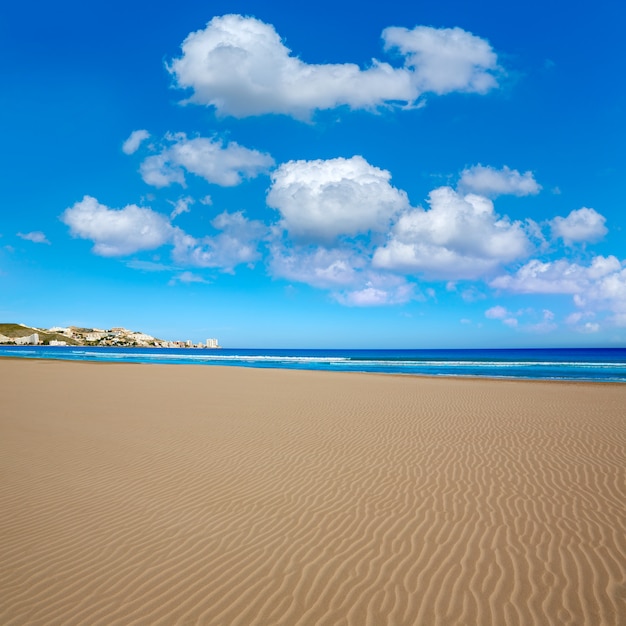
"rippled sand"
1,359,625,625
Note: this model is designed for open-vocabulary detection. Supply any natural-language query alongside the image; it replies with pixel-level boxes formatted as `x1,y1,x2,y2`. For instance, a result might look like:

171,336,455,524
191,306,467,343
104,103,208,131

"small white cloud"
61,196,173,256
458,165,541,198
122,129,150,155
172,211,266,272
373,186,531,279
461,287,486,302
550,207,607,245
503,317,519,328
582,322,600,333
335,279,415,307
485,305,508,319
168,14,501,119
169,271,208,285
382,25,500,95
140,132,274,188
169,196,194,219
267,156,409,243
18,231,50,244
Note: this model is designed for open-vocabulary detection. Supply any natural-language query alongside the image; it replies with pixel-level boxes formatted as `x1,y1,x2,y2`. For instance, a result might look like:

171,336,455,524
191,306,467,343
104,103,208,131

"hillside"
0,323,82,345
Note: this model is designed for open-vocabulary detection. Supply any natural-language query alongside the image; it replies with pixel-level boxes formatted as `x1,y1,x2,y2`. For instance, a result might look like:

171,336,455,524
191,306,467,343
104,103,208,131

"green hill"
0,323,81,345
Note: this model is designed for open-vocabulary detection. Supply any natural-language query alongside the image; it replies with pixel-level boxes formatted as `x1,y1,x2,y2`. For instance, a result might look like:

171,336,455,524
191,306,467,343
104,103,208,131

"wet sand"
1,358,625,625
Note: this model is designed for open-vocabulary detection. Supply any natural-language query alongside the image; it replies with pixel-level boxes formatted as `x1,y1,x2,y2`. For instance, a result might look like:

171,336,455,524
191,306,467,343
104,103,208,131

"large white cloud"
172,211,266,272
61,196,173,256
550,207,607,245
139,132,274,188
168,14,501,119
267,156,409,243
458,165,541,197
373,186,532,279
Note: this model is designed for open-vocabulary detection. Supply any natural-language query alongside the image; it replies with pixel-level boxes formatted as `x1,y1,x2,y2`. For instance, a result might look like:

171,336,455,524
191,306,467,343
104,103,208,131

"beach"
1,359,625,625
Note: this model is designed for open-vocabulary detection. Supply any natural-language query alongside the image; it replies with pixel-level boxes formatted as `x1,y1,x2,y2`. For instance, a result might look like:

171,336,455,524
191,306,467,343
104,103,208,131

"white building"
14,333,39,345
85,332,106,342
130,333,155,342
206,338,220,348
49,327,73,336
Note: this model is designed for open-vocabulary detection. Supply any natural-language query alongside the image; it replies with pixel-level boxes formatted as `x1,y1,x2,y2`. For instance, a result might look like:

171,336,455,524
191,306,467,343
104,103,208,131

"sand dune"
1,359,625,625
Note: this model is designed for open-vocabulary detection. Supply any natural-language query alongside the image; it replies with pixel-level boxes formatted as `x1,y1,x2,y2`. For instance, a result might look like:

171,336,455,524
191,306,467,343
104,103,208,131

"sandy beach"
1,359,625,625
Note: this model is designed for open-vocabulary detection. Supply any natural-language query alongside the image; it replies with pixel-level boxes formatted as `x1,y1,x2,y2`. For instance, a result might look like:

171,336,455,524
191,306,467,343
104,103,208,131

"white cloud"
61,196,173,256
485,305,508,319
268,242,416,306
122,129,150,155
269,245,364,290
267,156,408,243
492,255,626,326
169,271,208,285
485,305,556,332
373,186,531,279
172,211,266,272
335,277,415,307
169,196,194,219
485,305,517,327
458,165,541,197
382,25,500,95
582,322,600,333
168,14,501,119
550,207,607,245
490,255,622,294
140,132,274,188
18,231,50,244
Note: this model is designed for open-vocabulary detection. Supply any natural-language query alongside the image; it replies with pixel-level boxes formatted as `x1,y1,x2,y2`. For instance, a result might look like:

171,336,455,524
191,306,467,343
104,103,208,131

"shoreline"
2,359,625,625
0,350,625,385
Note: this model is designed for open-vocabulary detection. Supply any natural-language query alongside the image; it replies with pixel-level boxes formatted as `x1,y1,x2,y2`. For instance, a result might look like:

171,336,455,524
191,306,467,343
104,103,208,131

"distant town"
0,323,220,349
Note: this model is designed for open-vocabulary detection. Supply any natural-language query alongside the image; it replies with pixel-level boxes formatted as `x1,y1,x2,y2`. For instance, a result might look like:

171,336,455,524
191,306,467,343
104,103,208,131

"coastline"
1,344,625,383
2,359,625,625
0,352,624,386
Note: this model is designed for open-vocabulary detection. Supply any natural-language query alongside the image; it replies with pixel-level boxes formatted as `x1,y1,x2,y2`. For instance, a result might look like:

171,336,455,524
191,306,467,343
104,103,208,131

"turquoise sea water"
2,346,626,382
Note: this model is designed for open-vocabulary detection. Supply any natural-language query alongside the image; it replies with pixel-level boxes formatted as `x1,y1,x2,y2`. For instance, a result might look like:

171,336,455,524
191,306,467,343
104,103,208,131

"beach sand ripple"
1,360,625,625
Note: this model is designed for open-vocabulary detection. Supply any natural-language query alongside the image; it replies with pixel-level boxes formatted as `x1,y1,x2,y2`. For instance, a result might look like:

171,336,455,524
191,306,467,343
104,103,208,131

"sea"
2,346,626,383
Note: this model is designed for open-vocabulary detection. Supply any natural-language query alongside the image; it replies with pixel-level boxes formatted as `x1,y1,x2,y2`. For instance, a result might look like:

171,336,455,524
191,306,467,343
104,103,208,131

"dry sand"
1,359,625,626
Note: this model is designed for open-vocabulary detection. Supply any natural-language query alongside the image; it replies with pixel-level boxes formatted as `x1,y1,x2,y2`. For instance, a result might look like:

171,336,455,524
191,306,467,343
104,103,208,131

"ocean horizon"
2,345,626,383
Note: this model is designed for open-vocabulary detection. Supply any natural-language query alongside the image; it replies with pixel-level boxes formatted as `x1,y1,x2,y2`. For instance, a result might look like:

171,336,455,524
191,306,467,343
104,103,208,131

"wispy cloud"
18,231,50,244
122,129,150,155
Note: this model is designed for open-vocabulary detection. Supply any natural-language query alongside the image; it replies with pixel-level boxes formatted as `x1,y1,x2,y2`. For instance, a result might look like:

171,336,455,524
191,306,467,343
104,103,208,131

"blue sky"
1,0,624,348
